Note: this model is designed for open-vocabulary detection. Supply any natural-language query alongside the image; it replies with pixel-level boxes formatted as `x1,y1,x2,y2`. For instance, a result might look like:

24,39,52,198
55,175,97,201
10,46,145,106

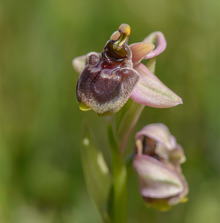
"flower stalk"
107,123,127,223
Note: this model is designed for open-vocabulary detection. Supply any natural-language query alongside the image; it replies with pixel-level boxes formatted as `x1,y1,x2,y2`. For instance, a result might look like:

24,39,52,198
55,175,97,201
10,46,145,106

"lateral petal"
130,42,155,65
72,55,87,74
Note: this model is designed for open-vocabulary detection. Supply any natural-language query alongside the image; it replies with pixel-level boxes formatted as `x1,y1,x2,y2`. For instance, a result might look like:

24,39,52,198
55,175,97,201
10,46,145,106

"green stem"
108,123,127,223
117,102,144,154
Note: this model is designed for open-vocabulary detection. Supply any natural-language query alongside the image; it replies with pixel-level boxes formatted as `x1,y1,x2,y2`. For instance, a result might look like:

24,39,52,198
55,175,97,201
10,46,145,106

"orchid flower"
133,123,188,210
73,24,182,115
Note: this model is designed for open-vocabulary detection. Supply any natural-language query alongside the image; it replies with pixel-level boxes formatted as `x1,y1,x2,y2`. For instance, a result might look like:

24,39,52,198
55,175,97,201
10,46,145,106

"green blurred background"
1,0,220,222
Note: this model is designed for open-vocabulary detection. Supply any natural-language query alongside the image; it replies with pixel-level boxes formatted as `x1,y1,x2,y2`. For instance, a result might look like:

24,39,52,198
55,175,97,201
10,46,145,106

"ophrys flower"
73,24,182,115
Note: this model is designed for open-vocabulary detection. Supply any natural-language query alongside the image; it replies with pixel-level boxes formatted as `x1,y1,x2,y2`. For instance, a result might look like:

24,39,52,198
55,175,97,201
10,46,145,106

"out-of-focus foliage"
0,0,219,222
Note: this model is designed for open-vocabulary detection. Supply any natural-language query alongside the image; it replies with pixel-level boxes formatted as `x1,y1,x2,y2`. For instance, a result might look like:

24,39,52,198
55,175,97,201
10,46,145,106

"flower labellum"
133,123,188,211
73,24,183,115
76,24,139,115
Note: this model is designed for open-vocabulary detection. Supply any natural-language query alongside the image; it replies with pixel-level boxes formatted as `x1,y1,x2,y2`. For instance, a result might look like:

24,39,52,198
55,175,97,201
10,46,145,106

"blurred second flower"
133,123,188,211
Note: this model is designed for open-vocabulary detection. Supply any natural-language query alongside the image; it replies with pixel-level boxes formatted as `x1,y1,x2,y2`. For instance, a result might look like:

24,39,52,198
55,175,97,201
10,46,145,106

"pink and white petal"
72,55,87,74
110,31,120,41
130,42,155,65
133,155,183,199
136,123,176,150
130,63,183,108
142,32,167,59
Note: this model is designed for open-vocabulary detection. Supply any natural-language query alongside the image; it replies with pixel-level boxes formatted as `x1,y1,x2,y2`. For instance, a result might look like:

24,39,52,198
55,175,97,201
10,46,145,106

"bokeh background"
1,0,220,222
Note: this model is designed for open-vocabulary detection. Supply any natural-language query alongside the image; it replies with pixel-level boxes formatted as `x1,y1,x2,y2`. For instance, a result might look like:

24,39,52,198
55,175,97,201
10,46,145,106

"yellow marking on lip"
79,102,91,111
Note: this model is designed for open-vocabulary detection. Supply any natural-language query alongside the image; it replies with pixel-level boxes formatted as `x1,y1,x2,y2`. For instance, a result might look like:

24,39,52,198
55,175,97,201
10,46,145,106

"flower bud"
133,123,188,211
